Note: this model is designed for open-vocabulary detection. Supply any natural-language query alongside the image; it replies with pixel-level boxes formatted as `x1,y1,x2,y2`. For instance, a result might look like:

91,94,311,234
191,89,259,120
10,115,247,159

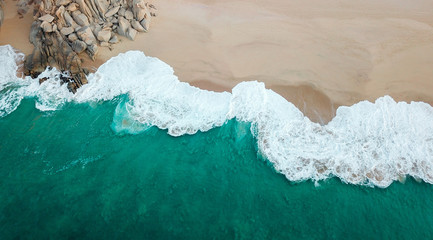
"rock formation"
17,0,155,92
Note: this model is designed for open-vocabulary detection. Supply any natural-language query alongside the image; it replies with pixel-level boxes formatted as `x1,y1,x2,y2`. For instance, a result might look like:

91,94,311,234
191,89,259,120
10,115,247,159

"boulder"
29,21,40,45
117,16,130,36
75,0,94,21
94,0,109,17
71,40,87,53
16,2,29,16
100,42,110,47
103,22,113,28
56,0,71,6
97,29,111,42
132,0,149,21
68,33,78,42
90,23,102,36
109,35,119,44
55,6,66,27
76,26,97,45
118,7,126,16
131,20,146,32
124,10,133,20
140,18,149,32
39,14,55,23
63,11,77,27
73,24,82,31
105,6,120,18
66,3,78,12
60,26,74,35
126,27,137,40
40,21,53,32
72,11,89,26
87,43,98,59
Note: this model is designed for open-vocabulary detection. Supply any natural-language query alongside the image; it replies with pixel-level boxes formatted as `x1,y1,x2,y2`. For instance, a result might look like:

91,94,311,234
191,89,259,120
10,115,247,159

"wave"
1,44,433,188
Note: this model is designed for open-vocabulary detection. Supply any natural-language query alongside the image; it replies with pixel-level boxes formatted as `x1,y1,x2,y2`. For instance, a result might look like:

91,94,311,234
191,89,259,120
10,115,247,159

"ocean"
1,45,433,239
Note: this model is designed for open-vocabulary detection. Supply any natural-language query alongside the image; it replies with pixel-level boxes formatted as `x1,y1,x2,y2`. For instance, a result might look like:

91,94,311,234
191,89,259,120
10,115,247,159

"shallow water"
1,99,433,239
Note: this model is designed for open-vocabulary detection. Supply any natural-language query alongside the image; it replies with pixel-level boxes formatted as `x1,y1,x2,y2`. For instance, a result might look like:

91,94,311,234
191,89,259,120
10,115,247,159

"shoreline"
2,0,433,123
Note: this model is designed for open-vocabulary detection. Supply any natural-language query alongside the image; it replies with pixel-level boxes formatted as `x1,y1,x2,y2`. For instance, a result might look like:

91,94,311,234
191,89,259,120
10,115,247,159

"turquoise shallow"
1,98,433,239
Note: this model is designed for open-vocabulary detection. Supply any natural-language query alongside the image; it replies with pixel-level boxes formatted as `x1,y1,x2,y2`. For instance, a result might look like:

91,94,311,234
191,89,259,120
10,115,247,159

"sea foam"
1,44,433,187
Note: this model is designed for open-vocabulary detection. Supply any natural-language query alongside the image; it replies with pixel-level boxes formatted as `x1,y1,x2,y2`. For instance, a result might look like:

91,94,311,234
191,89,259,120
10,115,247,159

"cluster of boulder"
18,0,155,92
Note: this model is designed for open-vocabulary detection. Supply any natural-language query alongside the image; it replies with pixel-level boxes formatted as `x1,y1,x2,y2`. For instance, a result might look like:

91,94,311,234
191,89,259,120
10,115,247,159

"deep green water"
1,98,433,239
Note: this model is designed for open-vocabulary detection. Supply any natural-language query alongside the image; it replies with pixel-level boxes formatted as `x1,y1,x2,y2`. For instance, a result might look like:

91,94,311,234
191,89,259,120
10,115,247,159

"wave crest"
1,44,433,187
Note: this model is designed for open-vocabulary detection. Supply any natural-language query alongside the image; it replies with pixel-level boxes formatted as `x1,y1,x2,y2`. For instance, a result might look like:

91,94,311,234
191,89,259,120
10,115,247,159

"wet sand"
2,0,433,122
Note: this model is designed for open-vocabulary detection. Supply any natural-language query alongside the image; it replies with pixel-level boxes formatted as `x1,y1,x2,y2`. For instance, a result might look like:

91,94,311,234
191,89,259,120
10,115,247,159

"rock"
111,17,118,24
140,18,149,31
105,6,120,18
71,40,87,53
118,7,126,16
75,0,94,21
117,16,130,36
109,35,119,44
56,0,71,6
90,23,102,36
97,29,111,42
100,41,110,47
103,22,113,28
131,20,146,32
40,21,53,32
16,1,29,16
72,11,89,26
60,26,74,35
29,21,40,45
68,33,78,42
87,43,98,59
38,14,55,23
126,27,137,40
132,0,149,21
73,24,82,31
55,6,66,27
124,10,133,20
94,0,109,17
24,0,96,94
66,3,78,12
76,26,97,45
63,11,77,27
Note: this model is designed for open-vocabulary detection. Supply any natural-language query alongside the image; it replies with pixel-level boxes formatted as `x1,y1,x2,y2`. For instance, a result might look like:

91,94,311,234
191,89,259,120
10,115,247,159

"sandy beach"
1,0,433,122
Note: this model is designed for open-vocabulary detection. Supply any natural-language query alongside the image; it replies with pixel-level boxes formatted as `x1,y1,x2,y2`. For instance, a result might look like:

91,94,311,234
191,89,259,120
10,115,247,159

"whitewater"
1,44,433,188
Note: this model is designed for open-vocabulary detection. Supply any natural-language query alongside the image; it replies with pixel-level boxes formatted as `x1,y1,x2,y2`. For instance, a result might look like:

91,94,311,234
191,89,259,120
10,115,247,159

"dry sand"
0,0,33,53
2,0,433,122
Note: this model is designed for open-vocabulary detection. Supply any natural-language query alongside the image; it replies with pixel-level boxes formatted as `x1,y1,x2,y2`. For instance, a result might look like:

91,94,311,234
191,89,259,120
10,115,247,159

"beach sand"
0,1,33,54
2,0,433,122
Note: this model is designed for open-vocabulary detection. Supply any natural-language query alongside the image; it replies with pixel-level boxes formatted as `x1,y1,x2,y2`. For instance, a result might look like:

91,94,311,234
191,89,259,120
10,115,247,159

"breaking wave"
1,44,433,188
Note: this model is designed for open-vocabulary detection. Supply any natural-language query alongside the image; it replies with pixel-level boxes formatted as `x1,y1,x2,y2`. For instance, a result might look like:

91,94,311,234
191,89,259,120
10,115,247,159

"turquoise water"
1,98,433,239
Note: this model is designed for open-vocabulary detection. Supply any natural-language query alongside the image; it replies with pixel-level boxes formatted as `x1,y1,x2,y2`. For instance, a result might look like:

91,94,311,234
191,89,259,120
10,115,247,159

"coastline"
1,0,433,123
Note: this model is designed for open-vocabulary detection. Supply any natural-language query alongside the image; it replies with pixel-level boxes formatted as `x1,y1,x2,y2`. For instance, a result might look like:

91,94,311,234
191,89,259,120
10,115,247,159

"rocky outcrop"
18,0,156,92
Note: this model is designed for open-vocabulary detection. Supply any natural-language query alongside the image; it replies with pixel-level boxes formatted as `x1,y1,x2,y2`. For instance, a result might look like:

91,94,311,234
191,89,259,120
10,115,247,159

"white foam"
2,44,433,187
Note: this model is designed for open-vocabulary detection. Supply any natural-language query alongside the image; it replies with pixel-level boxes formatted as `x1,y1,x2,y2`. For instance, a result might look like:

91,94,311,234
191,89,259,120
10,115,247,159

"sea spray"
1,44,433,187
